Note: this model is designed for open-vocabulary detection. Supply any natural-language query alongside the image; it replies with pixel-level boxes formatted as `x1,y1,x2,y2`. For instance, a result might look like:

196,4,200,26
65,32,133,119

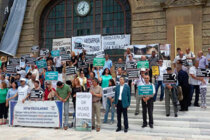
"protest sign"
72,35,101,54
40,48,49,57
25,57,36,65
53,38,71,52
134,44,159,58
115,63,126,70
51,50,60,57
6,65,16,74
127,69,139,80
65,66,76,75
137,61,149,69
93,58,105,67
36,60,47,69
163,74,177,84
102,86,116,109
9,101,63,128
196,69,210,77
31,45,39,53
152,66,160,76
78,61,89,69
138,85,154,96
45,71,58,81
102,34,130,50
126,62,137,70
60,53,71,61
9,58,20,66
76,92,92,131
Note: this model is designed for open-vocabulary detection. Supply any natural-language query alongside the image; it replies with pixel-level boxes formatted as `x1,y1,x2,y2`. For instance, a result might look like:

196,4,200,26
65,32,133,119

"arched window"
39,0,131,50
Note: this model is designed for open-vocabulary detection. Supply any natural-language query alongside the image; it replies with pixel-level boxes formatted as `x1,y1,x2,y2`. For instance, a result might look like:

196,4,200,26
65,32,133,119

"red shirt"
44,88,55,100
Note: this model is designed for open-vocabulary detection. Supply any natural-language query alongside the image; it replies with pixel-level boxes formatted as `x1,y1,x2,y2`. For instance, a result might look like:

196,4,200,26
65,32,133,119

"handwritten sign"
93,58,105,67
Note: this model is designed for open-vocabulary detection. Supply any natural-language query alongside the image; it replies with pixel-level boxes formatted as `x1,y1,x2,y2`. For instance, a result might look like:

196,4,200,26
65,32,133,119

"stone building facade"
0,0,210,58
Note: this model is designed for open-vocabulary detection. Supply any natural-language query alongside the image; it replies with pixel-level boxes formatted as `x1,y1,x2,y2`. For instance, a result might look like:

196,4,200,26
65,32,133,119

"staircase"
99,84,210,139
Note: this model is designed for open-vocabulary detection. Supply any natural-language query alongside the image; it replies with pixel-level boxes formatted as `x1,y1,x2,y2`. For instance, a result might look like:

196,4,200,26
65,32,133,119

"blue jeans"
154,81,165,101
104,99,115,123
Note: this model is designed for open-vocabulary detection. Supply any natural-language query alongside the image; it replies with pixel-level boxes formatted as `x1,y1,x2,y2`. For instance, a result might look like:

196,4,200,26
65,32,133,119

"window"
40,0,131,50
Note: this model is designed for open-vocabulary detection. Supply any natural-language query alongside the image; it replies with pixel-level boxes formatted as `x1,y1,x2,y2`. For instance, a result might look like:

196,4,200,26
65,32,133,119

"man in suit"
114,77,131,133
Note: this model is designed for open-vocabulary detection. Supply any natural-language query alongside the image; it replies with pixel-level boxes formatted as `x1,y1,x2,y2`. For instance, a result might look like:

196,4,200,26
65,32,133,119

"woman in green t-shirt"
98,68,112,88
0,82,8,125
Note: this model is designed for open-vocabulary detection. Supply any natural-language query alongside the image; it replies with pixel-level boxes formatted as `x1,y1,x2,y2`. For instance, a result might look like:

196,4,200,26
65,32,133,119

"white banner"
10,101,63,128
72,35,101,54
102,34,130,50
53,38,71,52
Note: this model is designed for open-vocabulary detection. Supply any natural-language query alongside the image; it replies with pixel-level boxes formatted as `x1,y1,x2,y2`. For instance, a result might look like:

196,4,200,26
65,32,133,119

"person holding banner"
114,77,130,133
89,78,103,132
164,67,178,117
196,51,208,69
141,75,155,128
148,51,158,83
44,81,56,100
0,82,8,125
6,82,18,106
29,80,44,101
55,81,72,130
77,70,87,91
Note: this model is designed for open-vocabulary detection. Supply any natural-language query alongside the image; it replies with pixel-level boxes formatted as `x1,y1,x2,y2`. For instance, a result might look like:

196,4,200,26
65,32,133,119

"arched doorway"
39,0,131,50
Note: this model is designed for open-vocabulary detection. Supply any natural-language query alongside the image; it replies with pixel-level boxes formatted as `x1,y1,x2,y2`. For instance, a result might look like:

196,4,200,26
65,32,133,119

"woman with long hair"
6,82,18,106
98,68,112,88
77,70,87,91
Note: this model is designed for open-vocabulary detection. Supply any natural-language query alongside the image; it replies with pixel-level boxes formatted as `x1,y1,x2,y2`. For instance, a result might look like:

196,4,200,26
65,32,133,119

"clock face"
76,0,90,17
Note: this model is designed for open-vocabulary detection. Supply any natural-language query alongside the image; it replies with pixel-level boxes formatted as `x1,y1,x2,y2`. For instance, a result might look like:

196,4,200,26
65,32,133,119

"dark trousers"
142,98,154,125
117,101,128,129
128,80,132,94
0,103,8,119
180,86,190,110
149,69,152,83
189,85,200,106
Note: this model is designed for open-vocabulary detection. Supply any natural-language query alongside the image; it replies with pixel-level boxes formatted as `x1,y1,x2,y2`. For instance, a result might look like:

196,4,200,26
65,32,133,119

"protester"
198,77,209,108
124,48,134,63
6,82,18,106
0,82,8,125
71,51,78,67
185,48,195,66
103,79,115,124
98,68,112,88
189,60,200,107
77,70,87,91
177,60,190,111
72,78,84,111
29,80,44,101
148,51,158,83
87,71,95,91
44,81,56,100
55,81,72,130
196,51,208,69
114,77,130,133
154,59,167,101
141,75,155,128
90,78,103,132
116,67,127,85
173,51,187,66
207,48,210,68
164,67,178,117
29,65,39,80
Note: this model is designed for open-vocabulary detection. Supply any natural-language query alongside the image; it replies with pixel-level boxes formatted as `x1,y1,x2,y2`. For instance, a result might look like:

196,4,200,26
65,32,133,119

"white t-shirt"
199,78,209,88
186,52,195,66
54,56,62,67
173,55,187,64
189,66,199,85
157,66,167,81
31,69,39,80
17,85,30,102
119,85,124,100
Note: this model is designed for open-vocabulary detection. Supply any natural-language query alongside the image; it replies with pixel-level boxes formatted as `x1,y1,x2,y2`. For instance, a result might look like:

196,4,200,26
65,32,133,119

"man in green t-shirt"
55,81,72,130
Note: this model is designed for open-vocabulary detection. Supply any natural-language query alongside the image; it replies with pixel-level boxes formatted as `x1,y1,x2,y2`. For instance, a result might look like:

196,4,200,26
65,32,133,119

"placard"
93,58,105,67
72,35,101,54
25,57,36,65
53,38,72,52
45,71,58,81
78,61,89,69
36,60,47,69
9,101,63,128
102,34,130,50
152,66,160,76
51,50,60,57
40,48,49,57
65,66,76,75
61,53,71,61
138,85,153,96
85,54,96,64
102,86,116,109
196,69,210,77
127,70,139,80
31,45,39,52
76,92,92,131
115,63,126,70
133,44,159,58
163,74,177,84
6,65,17,74
137,61,149,69
126,62,137,70
9,58,20,66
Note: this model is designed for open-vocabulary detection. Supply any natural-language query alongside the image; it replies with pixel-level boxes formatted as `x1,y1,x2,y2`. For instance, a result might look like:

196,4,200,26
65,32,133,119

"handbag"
177,86,183,101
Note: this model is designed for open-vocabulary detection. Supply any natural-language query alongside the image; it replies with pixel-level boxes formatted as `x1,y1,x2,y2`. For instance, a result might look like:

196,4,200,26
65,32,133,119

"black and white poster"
53,38,71,53
31,45,39,53
65,66,76,75
25,57,36,65
127,70,139,80
126,62,137,70
78,61,88,69
9,58,20,66
102,86,116,109
6,65,16,74
196,69,210,77
163,74,177,84
40,48,49,57
115,63,126,70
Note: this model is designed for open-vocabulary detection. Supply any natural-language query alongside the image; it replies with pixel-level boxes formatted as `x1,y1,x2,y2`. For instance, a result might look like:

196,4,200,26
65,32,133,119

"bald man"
196,51,208,69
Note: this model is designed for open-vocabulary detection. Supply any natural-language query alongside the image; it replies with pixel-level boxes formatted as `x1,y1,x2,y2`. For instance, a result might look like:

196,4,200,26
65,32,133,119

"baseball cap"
166,67,172,71
141,68,146,72
20,78,26,82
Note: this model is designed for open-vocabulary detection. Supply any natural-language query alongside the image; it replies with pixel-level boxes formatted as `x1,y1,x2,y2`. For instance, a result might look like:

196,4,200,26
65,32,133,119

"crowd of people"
0,47,209,133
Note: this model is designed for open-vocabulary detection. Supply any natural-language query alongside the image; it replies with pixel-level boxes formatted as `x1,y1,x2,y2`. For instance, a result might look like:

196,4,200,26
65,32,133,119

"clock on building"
76,0,91,17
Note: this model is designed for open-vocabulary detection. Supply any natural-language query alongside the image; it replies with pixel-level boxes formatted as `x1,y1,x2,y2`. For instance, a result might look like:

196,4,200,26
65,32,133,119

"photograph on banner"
76,92,92,131
72,35,101,54
102,86,116,109
40,48,49,57
102,34,130,50
31,45,39,53
86,50,105,64
9,101,63,128
126,61,137,70
51,50,60,57
134,44,159,58
138,85,154,96
45,71,58,81
52,38,72,52
25,57,36,65
9,58,20,66
93,58,105,67
65,66,77,75
159,44,171,60
163,74,177,84
196,69,210,77
127,69,139,80
137,61,149,69
152,66,160,76
36,59,47,69
78,61,89,69
115,63,126,70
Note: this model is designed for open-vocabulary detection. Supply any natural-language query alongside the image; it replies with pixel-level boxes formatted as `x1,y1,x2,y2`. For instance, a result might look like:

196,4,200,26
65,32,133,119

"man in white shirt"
154,59,167,101
185,48,195,67
173,51,187,67
54,56,62,73
30,65,39,80
189,60,200,107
